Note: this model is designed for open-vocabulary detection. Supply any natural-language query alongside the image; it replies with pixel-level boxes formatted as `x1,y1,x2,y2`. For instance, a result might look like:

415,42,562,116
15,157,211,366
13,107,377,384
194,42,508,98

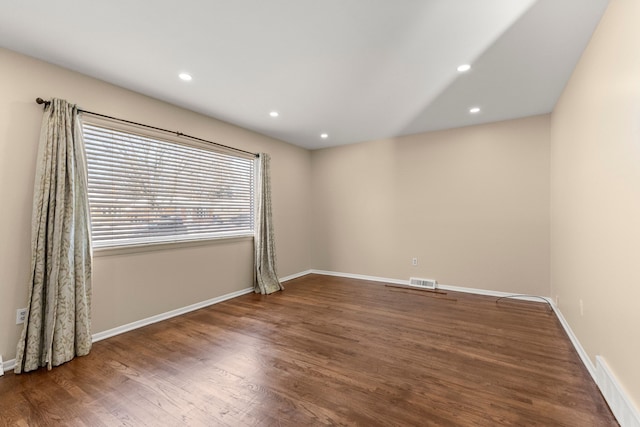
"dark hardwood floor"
0,274,617,426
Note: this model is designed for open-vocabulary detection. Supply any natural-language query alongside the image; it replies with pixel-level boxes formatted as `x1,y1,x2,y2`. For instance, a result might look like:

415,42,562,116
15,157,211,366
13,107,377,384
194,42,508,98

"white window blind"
82,122,254,248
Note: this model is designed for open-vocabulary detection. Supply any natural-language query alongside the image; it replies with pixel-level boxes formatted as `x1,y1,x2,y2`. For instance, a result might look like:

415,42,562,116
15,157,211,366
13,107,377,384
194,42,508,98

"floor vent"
409,277,437,290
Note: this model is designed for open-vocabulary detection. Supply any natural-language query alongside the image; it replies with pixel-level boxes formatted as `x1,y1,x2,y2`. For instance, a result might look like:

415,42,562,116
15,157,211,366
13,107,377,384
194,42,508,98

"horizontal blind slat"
82,122,254,247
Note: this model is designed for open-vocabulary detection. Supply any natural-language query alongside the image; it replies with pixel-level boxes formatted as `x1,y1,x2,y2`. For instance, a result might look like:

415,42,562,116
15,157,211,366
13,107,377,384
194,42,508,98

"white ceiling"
0,0,608,149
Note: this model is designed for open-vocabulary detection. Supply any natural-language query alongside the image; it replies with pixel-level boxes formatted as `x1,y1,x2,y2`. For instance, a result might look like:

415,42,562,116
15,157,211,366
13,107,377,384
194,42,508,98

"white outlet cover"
16,308,27,324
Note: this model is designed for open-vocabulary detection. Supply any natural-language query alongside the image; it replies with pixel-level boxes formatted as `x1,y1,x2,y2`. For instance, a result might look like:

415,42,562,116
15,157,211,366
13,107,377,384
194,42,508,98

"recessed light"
469,107,480,114
457,64,471,72
178,73,192,81
320,133,329,139
269,111,279,118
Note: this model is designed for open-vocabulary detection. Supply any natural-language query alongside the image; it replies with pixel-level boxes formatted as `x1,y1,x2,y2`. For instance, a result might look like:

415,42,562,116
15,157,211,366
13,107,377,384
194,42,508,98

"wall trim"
308,269,639,426
596,356,640,427
548,301,597,379
310,269,409,286
3,269,637,426
91,287,254,343
7,287,255,370
2,270,312,373
309,269,547,303
543,298,640,425
2,355,14,373
280,270,313,283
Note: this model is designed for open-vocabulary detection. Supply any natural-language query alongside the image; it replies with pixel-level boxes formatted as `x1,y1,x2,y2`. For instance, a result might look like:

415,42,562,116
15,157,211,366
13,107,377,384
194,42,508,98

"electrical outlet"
412,257,418,266
16,308,27,324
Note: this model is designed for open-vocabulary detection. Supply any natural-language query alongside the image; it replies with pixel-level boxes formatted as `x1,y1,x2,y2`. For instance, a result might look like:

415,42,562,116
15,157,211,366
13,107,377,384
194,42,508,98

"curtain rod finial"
36,97,45,104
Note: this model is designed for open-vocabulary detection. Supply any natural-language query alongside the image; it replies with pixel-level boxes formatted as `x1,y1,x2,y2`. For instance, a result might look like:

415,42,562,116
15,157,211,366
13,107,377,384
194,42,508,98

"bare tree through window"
83,123,254,247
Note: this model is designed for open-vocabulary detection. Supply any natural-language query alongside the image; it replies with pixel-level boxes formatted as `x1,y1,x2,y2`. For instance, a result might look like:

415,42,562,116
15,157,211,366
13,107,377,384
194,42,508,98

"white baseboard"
4,285,258,372
4,269,638,427
280,270,313,283
92,271,310,343
92,287,254,343
596,356,640,427
548,301,597,379
310,269,548,303
92,270,309,343
310,269,410,286
2,355,14,373
2,271,312,373
308,269,639,426
547,299,640,427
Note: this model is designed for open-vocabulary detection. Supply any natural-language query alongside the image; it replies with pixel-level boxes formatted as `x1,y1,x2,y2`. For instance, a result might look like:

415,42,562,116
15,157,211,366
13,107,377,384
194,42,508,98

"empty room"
0,0,638,425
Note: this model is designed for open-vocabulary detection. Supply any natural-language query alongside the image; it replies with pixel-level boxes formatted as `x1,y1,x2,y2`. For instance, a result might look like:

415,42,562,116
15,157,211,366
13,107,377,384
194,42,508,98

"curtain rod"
35,98,258,158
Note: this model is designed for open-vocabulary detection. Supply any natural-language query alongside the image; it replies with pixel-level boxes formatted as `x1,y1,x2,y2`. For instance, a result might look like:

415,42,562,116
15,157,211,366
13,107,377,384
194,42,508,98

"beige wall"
550,0,640,408
311,115,551,295
0,47,312,362
4,1,638,412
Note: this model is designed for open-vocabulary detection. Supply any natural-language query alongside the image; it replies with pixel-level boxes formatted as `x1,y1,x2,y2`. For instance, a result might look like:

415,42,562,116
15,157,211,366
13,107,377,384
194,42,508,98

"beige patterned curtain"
15,99,93,373
254,153,283,294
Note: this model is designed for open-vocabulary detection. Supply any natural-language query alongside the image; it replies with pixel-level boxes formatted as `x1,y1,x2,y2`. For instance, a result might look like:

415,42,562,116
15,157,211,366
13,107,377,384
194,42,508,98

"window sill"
93,233,254,257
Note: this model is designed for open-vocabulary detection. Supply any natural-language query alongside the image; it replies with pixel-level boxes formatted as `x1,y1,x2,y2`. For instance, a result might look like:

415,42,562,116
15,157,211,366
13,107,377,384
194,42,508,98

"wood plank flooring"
0,274,617,426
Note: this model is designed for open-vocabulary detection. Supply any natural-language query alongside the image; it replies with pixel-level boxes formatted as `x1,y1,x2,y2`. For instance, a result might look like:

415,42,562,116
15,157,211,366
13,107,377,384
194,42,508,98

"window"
82,121,254,248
